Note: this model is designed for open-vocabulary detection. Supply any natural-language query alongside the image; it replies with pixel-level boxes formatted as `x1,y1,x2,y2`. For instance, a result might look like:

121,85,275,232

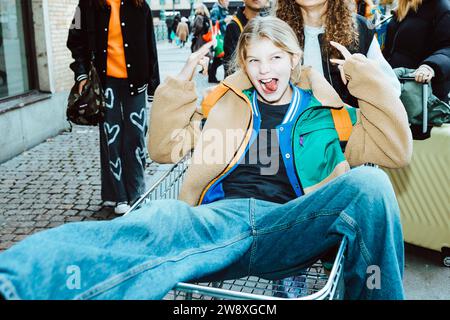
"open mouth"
259,78,279,94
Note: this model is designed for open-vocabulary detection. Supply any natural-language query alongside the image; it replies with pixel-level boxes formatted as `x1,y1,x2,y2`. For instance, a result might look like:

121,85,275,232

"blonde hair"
397,0,423,21
231,16,303,82
195,3,210,18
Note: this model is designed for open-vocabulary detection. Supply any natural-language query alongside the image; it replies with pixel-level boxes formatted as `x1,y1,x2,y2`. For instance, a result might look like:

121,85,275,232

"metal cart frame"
127,156,347,300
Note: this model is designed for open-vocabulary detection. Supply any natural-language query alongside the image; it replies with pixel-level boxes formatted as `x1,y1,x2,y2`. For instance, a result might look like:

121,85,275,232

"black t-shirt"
222,100,297,204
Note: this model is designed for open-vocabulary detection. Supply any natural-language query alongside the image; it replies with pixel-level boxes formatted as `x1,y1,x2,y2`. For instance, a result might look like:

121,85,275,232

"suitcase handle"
397,76,429,133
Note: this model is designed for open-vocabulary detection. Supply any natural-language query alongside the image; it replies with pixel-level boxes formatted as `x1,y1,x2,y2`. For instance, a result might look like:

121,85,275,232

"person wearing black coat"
223,0,268,76
383,0,450,103
67,0,160,214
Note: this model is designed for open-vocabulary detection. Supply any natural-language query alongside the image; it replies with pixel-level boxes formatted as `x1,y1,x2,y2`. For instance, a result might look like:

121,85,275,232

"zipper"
196,86,254,205
319,33,334,88
290,104,341,195
326,49,334,89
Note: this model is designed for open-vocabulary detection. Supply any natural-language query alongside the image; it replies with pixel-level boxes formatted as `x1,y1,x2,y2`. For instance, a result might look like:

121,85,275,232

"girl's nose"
259,61,270,74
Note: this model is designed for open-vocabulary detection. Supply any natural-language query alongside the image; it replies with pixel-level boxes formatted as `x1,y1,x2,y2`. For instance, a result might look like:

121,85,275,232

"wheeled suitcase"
384,124,450,266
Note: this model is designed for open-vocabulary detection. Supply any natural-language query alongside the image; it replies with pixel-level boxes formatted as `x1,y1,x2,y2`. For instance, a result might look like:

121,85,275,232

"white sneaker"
114,202,130,215
102,201,116,207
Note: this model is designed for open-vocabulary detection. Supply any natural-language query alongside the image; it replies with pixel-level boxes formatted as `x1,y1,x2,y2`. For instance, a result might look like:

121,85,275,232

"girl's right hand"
177,42,213,81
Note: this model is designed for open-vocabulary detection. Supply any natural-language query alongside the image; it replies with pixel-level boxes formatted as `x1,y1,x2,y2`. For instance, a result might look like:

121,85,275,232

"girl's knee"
349,166,394,197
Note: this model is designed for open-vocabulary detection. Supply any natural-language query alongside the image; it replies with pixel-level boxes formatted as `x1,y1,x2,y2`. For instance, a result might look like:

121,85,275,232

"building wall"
0,0,76,163
47,0,79,93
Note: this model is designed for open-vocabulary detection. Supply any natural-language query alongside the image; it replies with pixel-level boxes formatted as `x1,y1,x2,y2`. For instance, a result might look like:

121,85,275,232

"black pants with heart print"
99,77,147,205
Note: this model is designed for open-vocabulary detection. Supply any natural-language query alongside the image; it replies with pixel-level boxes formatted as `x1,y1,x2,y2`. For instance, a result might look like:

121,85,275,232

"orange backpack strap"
201,83,230,118
331,107,353,141
232,16,244,32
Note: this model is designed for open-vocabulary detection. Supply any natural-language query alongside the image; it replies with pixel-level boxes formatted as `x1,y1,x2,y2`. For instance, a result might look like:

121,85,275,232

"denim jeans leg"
102,78,128,203
0,199,253,300
121,90,147,204
246,166,404,300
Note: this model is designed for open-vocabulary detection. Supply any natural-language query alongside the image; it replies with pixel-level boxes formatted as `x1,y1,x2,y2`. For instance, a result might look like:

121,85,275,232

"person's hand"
78,79,88,94
414,65,434,83
177,42,213,81
329,41,352,85
225,15,232,24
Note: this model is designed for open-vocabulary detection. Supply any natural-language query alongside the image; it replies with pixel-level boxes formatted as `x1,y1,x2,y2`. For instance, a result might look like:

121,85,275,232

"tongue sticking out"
262,79,278,93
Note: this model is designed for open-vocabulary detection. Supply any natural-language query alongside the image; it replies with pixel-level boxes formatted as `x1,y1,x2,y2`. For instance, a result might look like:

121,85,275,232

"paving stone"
15,227,35,235
64,210,79,216
0,234,15,241
13,234,29,241
65,216,85,222
57,204,74,210
34,221,50,228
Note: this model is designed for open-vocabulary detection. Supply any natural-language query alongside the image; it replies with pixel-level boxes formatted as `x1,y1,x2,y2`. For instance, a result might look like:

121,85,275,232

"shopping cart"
127,155,347,300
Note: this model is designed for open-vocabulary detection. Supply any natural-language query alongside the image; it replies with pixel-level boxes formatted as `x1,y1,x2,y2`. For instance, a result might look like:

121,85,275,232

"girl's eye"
272,56,282,60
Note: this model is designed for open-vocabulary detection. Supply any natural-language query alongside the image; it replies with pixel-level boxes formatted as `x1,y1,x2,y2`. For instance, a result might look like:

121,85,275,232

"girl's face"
244,37,299,105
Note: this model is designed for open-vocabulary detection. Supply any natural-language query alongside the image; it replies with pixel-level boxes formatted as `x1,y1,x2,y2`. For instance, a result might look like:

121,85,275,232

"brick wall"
47,0,79,92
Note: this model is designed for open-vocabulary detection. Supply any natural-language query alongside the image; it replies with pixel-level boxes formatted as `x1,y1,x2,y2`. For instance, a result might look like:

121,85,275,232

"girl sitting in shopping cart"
0,16,412,300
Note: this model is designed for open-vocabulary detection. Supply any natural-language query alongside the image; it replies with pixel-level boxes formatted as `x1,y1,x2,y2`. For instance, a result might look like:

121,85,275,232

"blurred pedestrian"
172,14,181,38
176,17,190,48
355,0,378,22
191,3,211,53
166,16,174,43
67,0,161,214
276,0,400,108
223,0,269,76
383,0,450,103
208,0,231,83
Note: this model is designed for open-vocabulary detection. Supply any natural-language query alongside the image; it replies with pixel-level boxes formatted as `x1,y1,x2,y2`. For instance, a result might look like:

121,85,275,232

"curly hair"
275,0,359,58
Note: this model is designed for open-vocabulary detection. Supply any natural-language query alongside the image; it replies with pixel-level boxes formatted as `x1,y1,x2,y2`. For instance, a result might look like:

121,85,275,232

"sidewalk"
0,41,448,299
0,42,200,251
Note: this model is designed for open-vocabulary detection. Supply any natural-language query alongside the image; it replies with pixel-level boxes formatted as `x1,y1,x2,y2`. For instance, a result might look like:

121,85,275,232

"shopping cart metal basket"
127,156,347,300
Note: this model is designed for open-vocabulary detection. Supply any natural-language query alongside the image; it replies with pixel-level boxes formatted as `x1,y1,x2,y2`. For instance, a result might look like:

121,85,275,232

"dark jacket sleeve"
422,11,450,81
223,22,240,76
146,5,161,100
66,1,89,82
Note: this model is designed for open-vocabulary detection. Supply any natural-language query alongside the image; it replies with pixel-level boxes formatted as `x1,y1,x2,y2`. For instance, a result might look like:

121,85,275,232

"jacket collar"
222,67,345,108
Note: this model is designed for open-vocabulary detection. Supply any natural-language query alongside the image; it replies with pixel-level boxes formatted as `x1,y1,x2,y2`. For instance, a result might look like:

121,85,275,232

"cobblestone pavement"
0,126,164,250
0,41,208,251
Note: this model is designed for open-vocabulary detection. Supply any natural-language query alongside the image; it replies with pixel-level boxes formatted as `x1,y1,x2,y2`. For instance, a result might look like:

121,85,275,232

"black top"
383,0,450,102
223,7,249,76
67,0,160,97
222,100,297,204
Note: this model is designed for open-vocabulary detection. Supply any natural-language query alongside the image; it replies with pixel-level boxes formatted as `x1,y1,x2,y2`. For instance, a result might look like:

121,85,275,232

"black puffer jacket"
67,0,160,97
383,0,450,102
223,7,248,76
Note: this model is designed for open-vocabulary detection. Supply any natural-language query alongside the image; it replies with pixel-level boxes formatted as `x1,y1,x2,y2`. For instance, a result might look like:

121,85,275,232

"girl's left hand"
177,42,213,81
329,41,352,85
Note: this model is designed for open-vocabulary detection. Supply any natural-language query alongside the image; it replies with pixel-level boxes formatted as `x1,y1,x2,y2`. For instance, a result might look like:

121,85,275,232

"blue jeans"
0,166,404,300
99,77,147,204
